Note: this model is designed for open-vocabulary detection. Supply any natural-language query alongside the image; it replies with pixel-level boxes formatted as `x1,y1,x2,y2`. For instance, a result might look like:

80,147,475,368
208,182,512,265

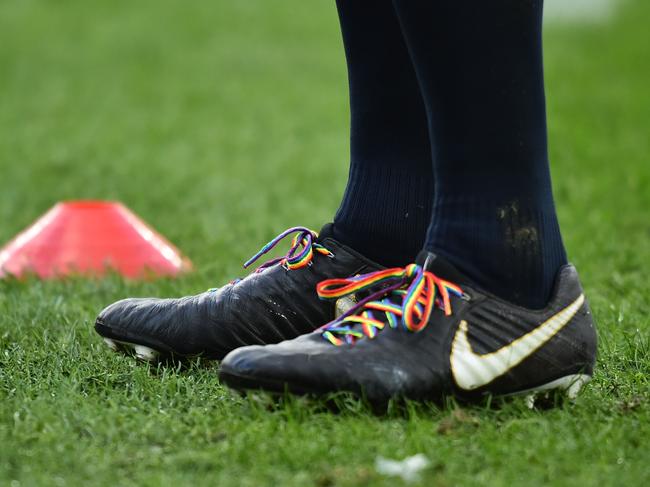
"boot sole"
219,370,592,407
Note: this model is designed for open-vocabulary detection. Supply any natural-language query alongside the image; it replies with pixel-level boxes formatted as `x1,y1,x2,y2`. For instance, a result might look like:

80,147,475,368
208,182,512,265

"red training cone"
0,201,192,279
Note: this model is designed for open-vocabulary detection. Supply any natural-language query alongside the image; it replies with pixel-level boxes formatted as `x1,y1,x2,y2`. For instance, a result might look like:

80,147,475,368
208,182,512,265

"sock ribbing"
334,162,433,267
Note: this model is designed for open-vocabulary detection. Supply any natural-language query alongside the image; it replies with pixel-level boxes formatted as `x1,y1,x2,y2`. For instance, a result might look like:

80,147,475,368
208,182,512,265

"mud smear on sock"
497,200,542,303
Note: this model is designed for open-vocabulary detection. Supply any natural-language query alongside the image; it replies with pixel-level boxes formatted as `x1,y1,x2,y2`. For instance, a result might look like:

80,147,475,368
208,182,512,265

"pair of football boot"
95,224,597,404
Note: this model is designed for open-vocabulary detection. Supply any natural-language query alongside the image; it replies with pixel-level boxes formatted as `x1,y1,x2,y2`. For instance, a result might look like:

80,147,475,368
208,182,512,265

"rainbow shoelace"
209,227,333,291
317,264,463,346
243,226,333,273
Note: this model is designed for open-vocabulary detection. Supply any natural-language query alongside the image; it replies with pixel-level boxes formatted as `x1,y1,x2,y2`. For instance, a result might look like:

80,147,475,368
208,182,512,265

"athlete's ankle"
424,197,567,309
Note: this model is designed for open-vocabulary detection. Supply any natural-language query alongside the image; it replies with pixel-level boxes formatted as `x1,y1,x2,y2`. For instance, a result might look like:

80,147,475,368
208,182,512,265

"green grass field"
1,1,648,485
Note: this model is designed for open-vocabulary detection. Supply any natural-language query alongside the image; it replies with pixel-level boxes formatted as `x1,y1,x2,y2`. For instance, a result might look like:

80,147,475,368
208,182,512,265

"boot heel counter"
566,265,598,374
573,298,598,375
580,295,598,372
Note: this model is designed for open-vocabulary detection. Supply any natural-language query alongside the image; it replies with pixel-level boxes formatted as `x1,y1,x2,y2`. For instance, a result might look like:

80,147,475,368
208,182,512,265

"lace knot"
243,227,332,272
317,264,463,346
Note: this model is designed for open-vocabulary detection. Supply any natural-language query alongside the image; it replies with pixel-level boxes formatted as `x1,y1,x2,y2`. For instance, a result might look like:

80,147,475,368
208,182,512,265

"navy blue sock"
392,0,567,308
332,0,434,268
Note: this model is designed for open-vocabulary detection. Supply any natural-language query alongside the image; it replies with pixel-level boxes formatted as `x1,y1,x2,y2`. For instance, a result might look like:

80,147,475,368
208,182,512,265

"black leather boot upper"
220,252,597,402
95,225,382,359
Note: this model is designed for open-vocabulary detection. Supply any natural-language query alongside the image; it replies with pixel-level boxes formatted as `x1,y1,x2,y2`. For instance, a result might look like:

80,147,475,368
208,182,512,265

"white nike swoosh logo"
450,294,585,391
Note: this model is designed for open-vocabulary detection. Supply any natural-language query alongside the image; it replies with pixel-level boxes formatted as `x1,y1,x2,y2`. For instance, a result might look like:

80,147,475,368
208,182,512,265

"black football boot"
220,251,597,405
95,225,382,361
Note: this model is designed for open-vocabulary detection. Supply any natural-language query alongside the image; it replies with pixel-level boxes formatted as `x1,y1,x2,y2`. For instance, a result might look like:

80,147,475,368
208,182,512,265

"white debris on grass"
544,0,621,24
375,454,431,483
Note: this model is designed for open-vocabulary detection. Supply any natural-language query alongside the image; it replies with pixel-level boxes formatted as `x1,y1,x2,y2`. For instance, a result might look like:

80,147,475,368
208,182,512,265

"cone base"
0,200,192,280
